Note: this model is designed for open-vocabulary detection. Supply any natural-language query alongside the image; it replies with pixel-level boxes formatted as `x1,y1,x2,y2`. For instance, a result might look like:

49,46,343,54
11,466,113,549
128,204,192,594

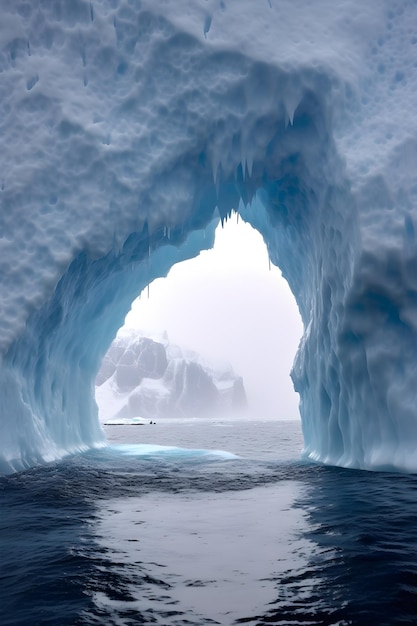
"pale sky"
124,218,303,419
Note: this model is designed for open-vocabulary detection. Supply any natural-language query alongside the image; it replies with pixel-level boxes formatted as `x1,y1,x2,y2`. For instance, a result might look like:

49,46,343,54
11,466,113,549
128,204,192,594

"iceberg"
95,329,247,421
0,0,417,472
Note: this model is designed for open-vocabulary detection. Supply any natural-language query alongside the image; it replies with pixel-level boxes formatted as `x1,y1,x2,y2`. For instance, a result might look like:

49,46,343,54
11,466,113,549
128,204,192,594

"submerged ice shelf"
1,0,417,472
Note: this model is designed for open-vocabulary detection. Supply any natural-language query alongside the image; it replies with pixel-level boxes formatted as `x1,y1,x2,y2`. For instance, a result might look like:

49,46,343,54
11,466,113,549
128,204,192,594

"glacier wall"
1,0,417,472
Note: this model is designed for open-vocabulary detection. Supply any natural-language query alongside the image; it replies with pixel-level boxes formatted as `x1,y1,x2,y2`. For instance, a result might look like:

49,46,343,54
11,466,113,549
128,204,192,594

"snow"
1,0,417,472
95,328,247,421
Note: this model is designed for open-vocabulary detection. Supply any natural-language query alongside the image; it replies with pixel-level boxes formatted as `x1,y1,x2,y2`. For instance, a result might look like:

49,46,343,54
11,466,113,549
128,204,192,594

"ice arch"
1,0,417,473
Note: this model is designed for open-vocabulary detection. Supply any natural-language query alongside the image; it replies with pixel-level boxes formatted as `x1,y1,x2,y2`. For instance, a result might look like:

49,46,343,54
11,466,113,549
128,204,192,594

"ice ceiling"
1,0,417,473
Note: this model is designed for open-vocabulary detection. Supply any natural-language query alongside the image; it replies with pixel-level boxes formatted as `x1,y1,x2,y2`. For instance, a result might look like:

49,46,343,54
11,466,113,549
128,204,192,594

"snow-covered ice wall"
1,0,417,472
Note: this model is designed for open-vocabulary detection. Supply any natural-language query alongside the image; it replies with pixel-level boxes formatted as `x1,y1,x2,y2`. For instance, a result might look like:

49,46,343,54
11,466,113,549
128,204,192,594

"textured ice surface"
95,328,247,421
1,0,417,472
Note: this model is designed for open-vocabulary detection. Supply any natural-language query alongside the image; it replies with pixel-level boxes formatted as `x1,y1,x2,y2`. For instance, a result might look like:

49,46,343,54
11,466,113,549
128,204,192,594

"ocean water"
1,418,417,626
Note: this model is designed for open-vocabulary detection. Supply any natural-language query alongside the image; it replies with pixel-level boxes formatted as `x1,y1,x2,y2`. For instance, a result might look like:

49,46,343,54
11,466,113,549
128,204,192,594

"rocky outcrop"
95,330,247,421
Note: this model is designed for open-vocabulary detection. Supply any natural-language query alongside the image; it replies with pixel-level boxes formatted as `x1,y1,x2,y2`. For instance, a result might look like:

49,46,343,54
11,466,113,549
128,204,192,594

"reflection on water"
90,483,309,625
2,420,417,625
254,465,417,626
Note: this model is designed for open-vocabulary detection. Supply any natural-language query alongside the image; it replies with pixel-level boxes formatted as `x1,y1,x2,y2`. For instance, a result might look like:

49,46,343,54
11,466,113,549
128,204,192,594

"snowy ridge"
95,328,247,421
0,1,417,471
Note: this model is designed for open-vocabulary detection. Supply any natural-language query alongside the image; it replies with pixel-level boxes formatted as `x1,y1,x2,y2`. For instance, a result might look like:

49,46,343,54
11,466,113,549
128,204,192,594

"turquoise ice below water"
2,419,417,625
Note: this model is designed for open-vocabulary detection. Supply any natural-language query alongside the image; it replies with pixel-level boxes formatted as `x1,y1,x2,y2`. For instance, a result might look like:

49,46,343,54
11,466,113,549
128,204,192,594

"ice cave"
1,0,417,473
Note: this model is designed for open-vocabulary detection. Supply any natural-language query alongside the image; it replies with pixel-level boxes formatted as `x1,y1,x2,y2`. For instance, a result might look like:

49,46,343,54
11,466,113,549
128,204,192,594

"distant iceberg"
103,416,149,426
96,329,247,422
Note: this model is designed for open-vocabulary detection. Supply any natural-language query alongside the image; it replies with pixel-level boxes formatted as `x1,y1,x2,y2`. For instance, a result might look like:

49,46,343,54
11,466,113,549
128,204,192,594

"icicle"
268,257,271,271
246,152,254,178
211,153,221,186
203,15,212,38
284,102,295,126
240,156,246,181
214,161,222,196
147,284,150,299
284,92,300,128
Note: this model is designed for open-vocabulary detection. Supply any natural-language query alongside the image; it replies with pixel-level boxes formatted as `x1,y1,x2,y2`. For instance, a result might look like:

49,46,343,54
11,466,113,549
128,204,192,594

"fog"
124,219,303,419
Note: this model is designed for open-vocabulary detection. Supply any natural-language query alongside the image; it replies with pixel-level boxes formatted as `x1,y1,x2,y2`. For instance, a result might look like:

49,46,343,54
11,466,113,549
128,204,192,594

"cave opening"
95,217,303,425
0,82,363,473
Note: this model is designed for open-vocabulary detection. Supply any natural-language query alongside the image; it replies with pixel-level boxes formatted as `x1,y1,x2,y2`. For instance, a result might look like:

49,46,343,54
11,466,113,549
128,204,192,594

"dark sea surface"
2,418,417,625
